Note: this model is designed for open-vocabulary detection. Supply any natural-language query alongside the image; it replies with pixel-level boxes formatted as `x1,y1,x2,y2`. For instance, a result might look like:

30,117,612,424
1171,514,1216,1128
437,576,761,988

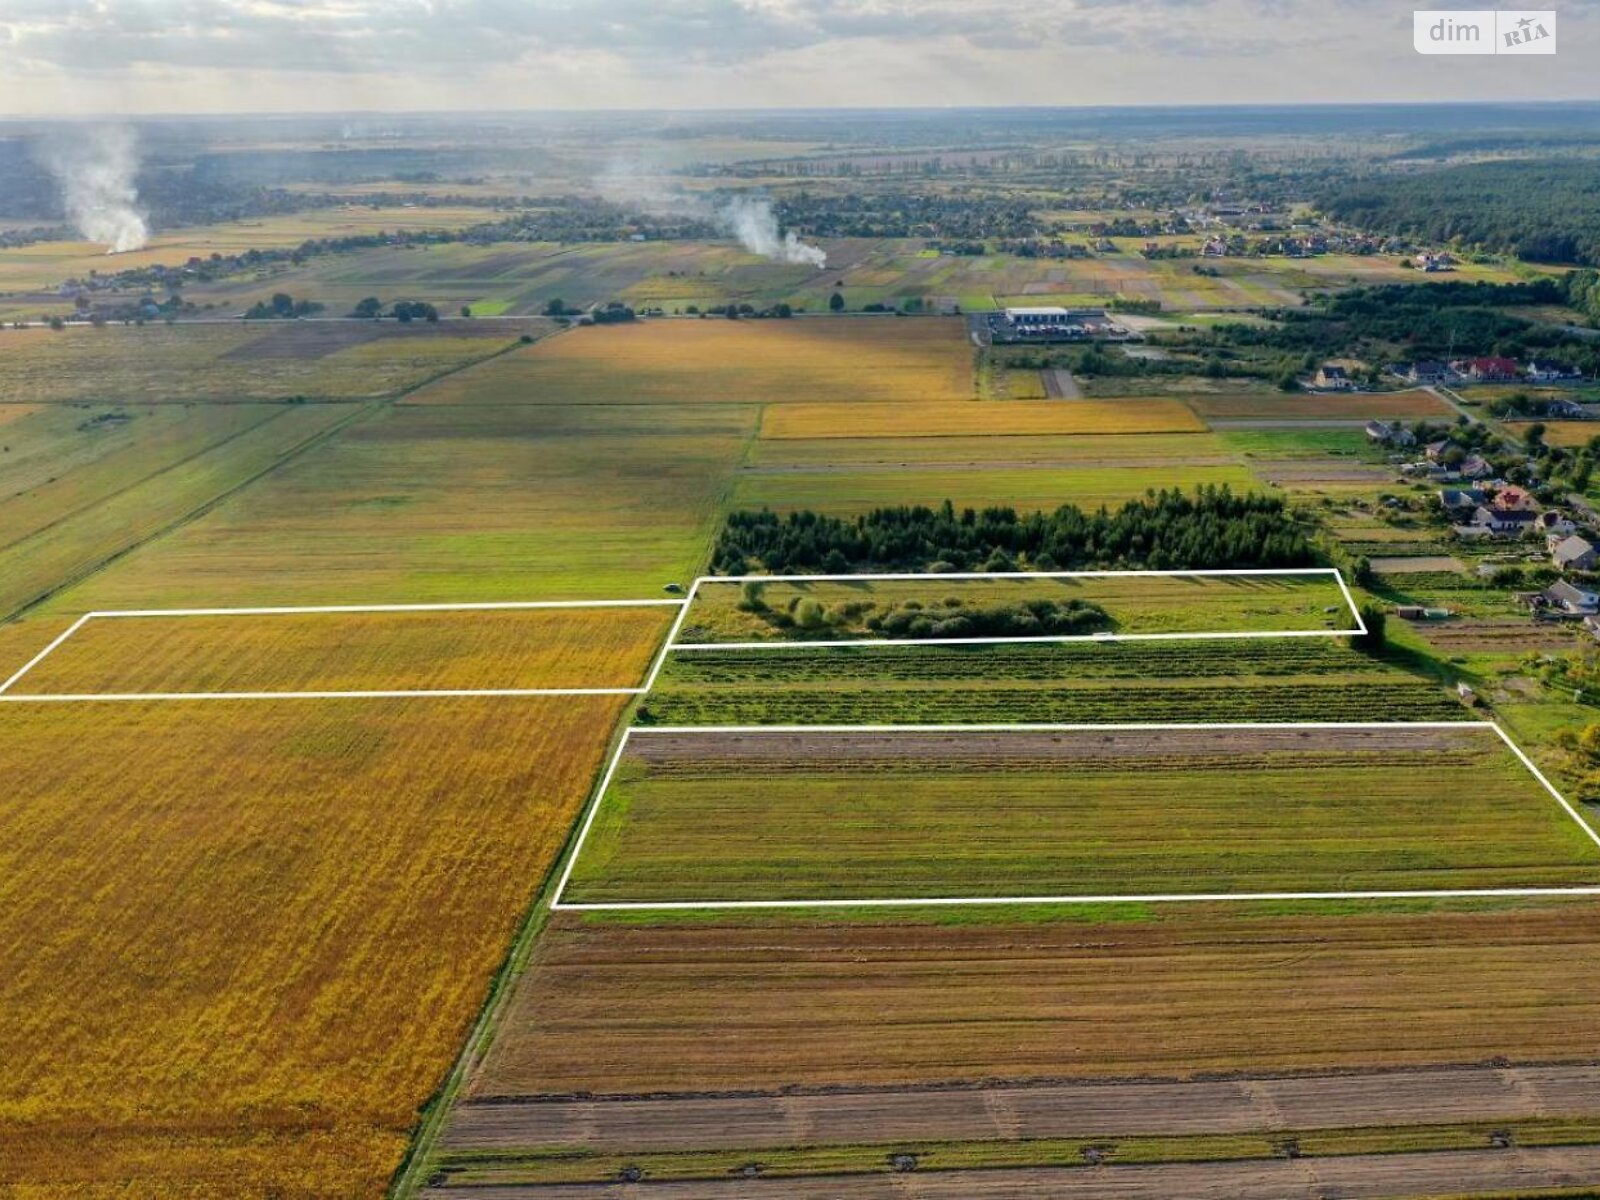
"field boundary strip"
672,567,1368,651
548,720,1600,913
0,598,687,701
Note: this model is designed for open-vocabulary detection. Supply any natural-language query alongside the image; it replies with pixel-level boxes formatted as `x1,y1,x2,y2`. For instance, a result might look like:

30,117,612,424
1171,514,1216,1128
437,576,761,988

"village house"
1462,356,1520,383
1459,454,1493,480
1539,511,1579,539
1439,487,1487,514
1553,534,1600,571
1313,364,1354,391
1539,579,1600,616
1424,439,1452,463
1414,251,1456,272
1366,420,1416,447
1469,505,1539,537
1527,359,1580,384
1401,360,1450,385
1492,485,1536,512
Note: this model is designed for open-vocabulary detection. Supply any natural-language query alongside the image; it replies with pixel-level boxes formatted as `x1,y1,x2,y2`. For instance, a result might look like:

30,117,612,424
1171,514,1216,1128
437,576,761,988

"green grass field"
643,638,1469,726
682,574,1355,642
565,725,1595,903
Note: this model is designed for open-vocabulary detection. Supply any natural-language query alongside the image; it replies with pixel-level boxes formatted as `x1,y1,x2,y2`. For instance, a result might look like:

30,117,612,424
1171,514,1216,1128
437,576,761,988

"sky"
0,0,1597,116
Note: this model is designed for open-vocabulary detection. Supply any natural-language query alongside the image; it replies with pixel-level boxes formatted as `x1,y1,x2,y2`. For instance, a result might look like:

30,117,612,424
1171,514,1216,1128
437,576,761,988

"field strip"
0,598,686,699
675,567,1367,651
549,720,1600,912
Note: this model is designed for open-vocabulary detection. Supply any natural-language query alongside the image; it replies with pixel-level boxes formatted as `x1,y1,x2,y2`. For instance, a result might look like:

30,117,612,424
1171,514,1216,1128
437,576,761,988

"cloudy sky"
0,0,1596,115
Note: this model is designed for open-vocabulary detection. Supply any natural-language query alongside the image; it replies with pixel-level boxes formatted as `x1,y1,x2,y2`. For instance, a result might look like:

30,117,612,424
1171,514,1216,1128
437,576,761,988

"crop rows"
642,678,1466,726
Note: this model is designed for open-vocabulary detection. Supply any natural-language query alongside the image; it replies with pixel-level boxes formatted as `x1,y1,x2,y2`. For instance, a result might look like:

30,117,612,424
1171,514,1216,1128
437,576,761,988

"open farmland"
0,693,628,1197
644,638,1469,725
759,398,1204,439
13,604,676,695
680,572,1356,643
729,462,1262,516
0,402,356,621
748,430,1239,469
562,725,1595,903
473,896,1600,1097
1186,389,1453,422
407,317,975,406
43,403,755,610
0,322,540,404
1507,420,1600,448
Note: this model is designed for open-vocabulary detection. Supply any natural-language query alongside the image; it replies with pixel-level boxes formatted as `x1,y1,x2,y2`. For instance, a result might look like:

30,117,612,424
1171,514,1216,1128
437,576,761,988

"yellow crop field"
760,398,1206,439
0,694,626,1197
19,606,674,695
409,317,976,405
1508,421,1600,448
0,401,40,428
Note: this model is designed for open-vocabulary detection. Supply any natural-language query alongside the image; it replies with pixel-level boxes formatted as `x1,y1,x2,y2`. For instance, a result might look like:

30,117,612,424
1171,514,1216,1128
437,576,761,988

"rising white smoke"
596,158,826,268
40,125,150,254
719,196,827,268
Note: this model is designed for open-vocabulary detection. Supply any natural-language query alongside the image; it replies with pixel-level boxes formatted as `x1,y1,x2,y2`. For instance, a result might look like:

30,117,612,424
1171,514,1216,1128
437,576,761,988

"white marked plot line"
0,597,688,701
0,613,94,696
550,720,1600,912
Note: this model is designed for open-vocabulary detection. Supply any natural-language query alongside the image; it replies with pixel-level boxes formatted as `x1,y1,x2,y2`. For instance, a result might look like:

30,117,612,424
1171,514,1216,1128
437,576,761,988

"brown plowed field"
422,1143,1600,1199
473,901,1600,1098
447,1065,1600,1154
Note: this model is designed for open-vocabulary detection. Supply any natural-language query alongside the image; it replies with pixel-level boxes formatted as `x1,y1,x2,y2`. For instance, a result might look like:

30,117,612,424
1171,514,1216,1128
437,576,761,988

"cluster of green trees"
349,297,439,322
243,292,323,320
867,598,1109,639
1317,160,1600,267
713,488,1314,574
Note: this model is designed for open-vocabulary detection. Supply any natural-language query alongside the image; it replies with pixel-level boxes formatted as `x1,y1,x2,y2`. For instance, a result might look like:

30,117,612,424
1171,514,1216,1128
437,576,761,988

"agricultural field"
0,693,628,1197
680,573,1356,643
759,398,1204,439
1507,420,1600,448
1185,389,1453,422
12,604,676,695
728,461,1263,516
473,896,1600,1097
0,402,356,622
563,725,1590,903
0,321,542,404
748,430,1239,469
643,637,1468,726
40,402,755,611
408,316,975,406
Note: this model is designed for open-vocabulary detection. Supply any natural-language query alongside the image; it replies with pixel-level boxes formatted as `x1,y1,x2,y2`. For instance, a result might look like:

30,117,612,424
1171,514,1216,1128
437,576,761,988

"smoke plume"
719,196,827,268
597,158,825,268
41,125,150,254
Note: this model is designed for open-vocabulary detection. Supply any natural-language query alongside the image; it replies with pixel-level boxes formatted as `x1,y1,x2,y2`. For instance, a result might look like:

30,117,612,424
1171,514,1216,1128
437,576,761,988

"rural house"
1527,359,1579,383
1367,419,1416,446
1553,535,1600,571
1313,365,1354,390
1539,511,1578,538
1540,580,1600,616
1439,487,1487,514
1493,485,1535,512
1470,505,1538,537
1459,454,1492,480
1402,360,1449,384
1465,356,1520,383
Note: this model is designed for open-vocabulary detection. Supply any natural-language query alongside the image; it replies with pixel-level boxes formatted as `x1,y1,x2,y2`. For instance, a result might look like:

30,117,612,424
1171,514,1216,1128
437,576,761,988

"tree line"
713,488,1315,575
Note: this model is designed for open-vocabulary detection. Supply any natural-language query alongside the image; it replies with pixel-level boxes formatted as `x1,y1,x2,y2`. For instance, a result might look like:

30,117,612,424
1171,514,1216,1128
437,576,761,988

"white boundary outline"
548,721,1600,912
672,567,1367,651
0,599,686,701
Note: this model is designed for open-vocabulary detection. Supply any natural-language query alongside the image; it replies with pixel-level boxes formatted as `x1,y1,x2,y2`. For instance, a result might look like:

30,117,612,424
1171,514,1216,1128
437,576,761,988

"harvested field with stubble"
759,398,1204,439
682,573,1355,643
14,604,676,695
408,317,975,406
0,693,627,1198
563,725,1597,902
475,897,1600,1098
